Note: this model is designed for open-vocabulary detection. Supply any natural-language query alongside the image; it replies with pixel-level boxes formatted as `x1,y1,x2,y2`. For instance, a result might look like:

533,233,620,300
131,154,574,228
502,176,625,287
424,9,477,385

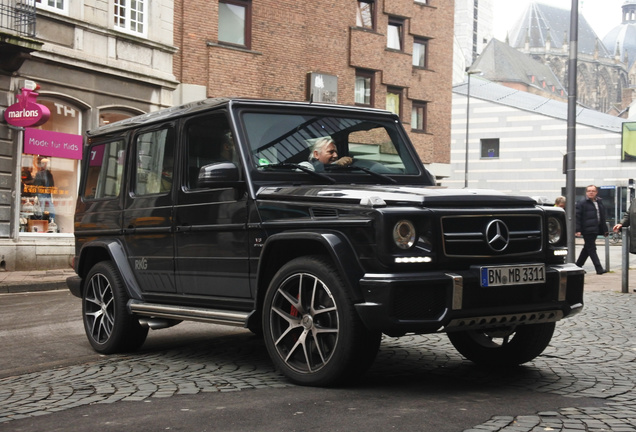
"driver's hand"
335,157,353,166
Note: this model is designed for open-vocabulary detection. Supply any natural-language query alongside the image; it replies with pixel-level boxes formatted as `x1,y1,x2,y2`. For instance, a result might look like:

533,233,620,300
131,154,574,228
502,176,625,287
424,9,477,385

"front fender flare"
257,230,366,300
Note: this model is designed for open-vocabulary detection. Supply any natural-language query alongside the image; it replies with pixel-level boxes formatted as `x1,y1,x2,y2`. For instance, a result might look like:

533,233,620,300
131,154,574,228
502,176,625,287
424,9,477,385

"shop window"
83,140,125,199
20,98,81,235
36,0,67,14
114,0,147,37
481,138,500,159
134,128,175,196
411,101,427,132
355,69,374,106
387,17,404,51
100,111,134,126
356,0,375,30
413,38,428,68
386,87,402,118
219,0,252,49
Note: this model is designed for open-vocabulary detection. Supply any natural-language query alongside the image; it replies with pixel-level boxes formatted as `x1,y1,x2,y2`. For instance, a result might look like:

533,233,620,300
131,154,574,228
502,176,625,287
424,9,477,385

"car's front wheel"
262,255,381,387
447,322,556,366
82,261,148,354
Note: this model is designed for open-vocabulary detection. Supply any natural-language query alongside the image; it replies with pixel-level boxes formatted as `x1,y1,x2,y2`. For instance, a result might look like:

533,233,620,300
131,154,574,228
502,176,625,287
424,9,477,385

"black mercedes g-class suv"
67,98,584,386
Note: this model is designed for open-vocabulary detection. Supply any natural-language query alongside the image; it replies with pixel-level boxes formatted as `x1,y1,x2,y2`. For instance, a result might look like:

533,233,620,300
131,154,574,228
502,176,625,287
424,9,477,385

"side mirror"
197,162,240,188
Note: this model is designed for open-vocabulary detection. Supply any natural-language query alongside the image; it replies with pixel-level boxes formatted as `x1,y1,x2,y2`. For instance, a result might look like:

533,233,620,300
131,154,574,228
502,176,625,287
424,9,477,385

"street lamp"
464,69,481,188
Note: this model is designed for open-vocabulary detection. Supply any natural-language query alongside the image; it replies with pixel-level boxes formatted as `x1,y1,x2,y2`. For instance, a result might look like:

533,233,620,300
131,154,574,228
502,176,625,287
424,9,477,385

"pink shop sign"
24,128,83,160
4,88,50,127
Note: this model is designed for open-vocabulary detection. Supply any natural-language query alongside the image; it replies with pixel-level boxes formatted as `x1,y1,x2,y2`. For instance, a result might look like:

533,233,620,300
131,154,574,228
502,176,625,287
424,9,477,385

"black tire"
82,261,148,354
447,322,556,366
262,255,381,387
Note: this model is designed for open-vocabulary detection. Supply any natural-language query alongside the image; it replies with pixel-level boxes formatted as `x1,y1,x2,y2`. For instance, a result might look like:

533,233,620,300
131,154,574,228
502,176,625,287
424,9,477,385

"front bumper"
354,263,584,336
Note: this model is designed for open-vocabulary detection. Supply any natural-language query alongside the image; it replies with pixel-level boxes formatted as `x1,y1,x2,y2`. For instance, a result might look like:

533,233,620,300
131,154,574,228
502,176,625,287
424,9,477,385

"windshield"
241,112,422,177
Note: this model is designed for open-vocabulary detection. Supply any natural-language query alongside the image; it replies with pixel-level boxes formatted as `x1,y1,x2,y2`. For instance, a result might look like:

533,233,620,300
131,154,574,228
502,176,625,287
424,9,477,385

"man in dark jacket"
575,185,609,274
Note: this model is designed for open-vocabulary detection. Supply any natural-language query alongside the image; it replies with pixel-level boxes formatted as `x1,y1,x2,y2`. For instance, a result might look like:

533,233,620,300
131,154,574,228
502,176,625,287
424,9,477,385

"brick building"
173,0,454,179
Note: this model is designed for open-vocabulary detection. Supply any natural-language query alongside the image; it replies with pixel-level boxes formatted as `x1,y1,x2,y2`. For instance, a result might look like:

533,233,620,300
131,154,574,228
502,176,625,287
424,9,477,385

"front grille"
442,214,542,257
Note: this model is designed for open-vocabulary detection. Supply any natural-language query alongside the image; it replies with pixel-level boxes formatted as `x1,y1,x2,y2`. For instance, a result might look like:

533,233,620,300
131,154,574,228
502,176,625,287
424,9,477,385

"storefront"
1,82,153,271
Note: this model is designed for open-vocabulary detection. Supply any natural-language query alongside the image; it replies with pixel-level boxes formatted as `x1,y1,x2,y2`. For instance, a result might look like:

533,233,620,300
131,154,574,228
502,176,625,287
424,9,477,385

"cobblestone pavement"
1,289,635,431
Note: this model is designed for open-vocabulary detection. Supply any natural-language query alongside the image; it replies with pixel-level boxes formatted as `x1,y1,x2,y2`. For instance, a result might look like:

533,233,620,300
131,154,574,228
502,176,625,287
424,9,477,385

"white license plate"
480,264,546,287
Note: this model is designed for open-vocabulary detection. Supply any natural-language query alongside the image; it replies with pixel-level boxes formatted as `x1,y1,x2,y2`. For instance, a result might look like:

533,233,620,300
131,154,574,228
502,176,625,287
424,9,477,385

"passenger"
217,132,235,162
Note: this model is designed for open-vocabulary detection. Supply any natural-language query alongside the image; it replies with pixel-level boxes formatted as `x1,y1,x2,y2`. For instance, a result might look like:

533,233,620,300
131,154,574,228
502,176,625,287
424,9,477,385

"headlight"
393,220,416,249
548,216,562,244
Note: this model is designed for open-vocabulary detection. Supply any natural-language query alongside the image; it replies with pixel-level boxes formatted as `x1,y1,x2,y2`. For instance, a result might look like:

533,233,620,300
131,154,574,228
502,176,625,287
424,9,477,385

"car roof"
87,98,395,137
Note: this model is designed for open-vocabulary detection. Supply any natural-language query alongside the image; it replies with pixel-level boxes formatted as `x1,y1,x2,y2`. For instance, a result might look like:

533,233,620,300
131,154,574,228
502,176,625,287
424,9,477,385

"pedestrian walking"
576,185,609,274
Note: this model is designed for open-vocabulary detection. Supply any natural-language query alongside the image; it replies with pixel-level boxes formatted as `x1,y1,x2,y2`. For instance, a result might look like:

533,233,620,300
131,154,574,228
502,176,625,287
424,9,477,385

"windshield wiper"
258,163,336,184
326,163,398,184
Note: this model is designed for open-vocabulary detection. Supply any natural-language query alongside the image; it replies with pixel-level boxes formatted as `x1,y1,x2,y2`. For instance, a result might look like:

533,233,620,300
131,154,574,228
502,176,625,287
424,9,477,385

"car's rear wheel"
82,261,148,354
447,322,555,366
262,255,381,386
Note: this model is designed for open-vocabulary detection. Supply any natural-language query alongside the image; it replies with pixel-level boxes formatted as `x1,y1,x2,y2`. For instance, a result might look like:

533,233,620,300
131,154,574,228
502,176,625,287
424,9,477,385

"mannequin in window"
32,156,55,221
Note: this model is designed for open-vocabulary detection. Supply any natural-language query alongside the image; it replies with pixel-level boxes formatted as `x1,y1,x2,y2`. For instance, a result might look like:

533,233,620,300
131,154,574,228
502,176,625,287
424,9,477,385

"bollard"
622,227,629,294
604,224,611,273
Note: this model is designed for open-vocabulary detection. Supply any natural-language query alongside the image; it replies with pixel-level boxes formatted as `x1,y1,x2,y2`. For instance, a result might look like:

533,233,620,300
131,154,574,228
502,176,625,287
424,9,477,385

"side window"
185,114,236,190
83,140,125,199
134,128,175,196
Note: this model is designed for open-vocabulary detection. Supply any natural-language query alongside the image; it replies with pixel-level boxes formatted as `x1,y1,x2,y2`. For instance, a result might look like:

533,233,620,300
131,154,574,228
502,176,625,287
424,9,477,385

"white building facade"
443,77,629,223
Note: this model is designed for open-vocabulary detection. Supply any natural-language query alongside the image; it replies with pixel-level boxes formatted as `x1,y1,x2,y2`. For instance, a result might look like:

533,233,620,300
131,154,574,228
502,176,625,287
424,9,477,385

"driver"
300,137,352,171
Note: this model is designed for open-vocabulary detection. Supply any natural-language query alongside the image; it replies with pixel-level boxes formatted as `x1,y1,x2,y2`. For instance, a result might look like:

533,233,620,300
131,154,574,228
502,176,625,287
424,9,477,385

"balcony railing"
0,0,36,37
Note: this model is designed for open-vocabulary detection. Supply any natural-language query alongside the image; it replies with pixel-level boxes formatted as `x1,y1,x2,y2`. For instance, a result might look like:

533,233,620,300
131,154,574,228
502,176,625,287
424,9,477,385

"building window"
481,138,500,159
387,17,404,51
355,70,374,106
36,0,67,14
219,0,252,49
114,0,146,36
386,87,402,117
413,38,428,68
356,0,375,30
411,102,427,132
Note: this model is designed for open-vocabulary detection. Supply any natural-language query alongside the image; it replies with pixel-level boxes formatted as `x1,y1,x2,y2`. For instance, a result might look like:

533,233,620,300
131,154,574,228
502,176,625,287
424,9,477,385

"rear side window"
134,128,175,196
83,140,125,199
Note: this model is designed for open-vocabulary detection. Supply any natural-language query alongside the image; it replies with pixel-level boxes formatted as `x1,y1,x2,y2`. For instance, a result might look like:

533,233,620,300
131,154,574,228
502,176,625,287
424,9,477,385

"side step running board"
129,300,249,327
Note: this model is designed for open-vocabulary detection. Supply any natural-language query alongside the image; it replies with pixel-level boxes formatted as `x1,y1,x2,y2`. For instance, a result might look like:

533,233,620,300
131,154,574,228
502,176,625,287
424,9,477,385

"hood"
256,185,538,208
